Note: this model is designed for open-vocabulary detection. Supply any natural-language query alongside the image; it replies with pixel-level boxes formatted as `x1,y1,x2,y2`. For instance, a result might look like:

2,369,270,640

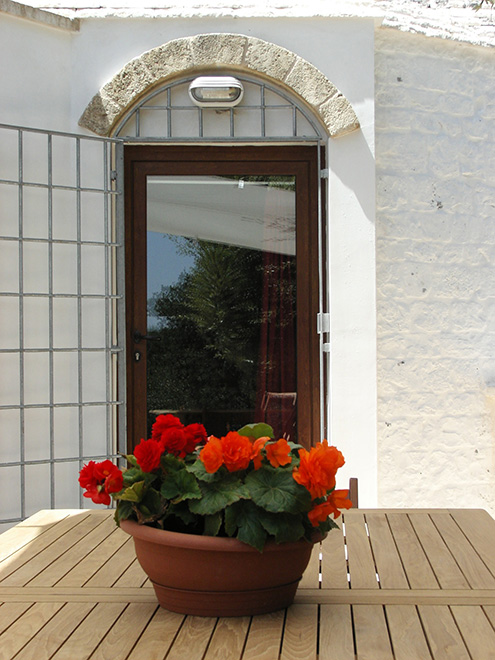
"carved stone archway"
79,33,360,138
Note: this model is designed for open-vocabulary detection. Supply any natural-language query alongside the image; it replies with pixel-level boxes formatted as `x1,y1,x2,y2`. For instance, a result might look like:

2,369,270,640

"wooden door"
124,145,320,451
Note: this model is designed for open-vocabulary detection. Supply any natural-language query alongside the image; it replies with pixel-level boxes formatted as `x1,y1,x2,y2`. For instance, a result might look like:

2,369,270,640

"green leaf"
161,470,201,502
114,500,134,524
287,441,304,452
160,453,183,472
122,467,145,486
237,422,274,439
118,481,146,502
246,467,311,514
189,475,250,516
203,512,223,537
259,510,305,544
141,487,164,516
124,454,139,468
224,501,267,551
186,459,221,483
167,500,198,527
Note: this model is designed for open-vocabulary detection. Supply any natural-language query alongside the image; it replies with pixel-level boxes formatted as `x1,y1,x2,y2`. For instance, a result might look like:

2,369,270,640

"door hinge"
320,168,329,179
317,313,330,334
110,170,118,182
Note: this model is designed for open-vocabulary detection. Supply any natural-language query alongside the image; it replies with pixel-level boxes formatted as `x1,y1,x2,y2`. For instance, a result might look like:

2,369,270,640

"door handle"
133,330,161,344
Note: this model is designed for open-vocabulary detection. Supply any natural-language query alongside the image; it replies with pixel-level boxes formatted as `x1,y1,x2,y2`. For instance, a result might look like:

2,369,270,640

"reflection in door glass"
146,176,296,440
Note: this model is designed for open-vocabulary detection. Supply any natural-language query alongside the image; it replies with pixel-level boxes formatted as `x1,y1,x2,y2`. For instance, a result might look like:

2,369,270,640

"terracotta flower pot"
120,519,321,617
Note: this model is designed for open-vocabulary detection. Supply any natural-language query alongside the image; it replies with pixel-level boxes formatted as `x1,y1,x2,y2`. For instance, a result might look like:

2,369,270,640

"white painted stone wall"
375,28,495,514
0,12,73,130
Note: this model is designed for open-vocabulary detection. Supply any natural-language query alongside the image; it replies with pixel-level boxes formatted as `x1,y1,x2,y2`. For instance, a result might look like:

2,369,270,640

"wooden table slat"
0,601,64,659
49,601,128,660
450,509,495,577
280,603,318,660
0,510,75,564
27,515,118,588
203,616,251,660
342,512,379,589
434,510,495,588
0,511,96,581
386,513,439,590
418,605,471,660
298,543,320,589
88,602,158,660
353,604,395,660
83,537,139,588
451,605,495,660
320,522,349,589
0,511,111,587
385,604,433,660
241,610,285,660
0,601,33,634
55,527,129,588
13,602,97,660
319,604,355,660
408,512,471,590
164,614,217,660
126,607,185,660
365,512,409,589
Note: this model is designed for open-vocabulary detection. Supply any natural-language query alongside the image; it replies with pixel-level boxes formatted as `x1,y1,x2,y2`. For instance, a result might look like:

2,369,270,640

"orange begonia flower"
221,431,253,472
307,500,334,527
292,440,345,500
325,489,353,518
266,438,292,468
200,436,223,473
251,436,269,470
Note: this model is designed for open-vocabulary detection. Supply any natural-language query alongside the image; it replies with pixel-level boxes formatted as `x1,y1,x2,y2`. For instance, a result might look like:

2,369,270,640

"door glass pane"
146,175,296,440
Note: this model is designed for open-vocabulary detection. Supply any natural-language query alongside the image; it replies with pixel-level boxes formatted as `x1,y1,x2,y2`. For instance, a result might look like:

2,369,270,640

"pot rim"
120,518,323,553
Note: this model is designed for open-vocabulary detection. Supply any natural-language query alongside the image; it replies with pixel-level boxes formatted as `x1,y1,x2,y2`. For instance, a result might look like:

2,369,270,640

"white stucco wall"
375,28,495,515
0,12,73,130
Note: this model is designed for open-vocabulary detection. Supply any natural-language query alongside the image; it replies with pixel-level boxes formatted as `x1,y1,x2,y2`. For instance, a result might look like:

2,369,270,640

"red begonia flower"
78,460,123,506
134,438,163,472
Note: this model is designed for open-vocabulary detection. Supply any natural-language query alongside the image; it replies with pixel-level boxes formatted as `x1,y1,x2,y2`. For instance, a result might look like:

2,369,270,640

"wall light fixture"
188,76,244,108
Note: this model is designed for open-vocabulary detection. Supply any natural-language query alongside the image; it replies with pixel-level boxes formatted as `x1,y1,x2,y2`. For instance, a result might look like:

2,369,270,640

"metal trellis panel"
0,123,125,527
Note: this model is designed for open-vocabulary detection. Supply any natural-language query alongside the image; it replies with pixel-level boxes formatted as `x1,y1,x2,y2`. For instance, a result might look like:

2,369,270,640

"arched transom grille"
114,74,325,141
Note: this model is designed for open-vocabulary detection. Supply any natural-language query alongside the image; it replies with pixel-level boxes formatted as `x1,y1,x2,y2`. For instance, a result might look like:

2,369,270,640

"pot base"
152,578,300,617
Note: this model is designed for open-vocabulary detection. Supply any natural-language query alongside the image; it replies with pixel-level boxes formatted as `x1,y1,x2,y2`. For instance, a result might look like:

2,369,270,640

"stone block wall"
375,28,495,513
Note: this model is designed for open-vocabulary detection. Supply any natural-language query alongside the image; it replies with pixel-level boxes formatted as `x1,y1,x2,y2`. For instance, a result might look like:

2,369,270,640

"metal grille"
114,74,325,141
0,124,124,529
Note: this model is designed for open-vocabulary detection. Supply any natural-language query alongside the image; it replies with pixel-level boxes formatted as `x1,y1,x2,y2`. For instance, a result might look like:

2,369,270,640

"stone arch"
79,33,360,138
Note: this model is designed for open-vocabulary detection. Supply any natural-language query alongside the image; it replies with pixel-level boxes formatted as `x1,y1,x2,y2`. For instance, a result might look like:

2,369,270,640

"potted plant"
79,414,351,616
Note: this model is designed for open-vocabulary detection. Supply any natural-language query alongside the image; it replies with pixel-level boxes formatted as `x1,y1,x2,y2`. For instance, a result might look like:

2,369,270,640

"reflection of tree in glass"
147,239,263,414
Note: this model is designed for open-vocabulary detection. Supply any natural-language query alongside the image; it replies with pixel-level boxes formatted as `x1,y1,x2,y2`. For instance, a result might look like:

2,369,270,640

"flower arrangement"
79,414,352,551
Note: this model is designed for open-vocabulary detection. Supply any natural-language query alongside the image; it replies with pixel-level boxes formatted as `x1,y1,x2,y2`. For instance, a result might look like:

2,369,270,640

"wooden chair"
349,477,359,508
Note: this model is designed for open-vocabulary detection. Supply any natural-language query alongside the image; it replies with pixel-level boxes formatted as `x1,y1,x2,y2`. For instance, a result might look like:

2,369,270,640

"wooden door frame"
124,144,321,451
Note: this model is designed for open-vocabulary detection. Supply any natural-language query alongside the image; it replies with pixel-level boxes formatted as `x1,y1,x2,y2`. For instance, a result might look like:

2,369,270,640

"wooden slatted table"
1,508,495,659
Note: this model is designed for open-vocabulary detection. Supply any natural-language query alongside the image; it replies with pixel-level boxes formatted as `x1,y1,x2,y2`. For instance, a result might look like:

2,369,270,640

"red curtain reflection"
255,251,297,440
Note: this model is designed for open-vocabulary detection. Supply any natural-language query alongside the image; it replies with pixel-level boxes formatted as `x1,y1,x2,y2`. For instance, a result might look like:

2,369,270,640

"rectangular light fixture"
188,76,244,108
